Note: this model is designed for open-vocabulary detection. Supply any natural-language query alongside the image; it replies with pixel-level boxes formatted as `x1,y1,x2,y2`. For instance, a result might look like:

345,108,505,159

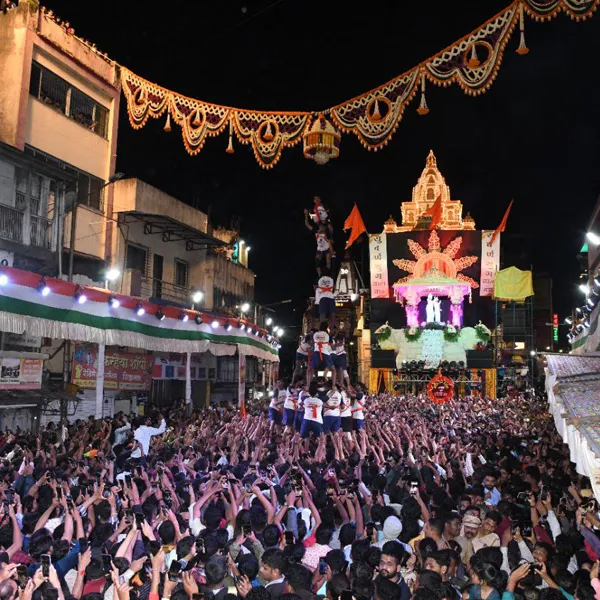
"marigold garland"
117,0,598,168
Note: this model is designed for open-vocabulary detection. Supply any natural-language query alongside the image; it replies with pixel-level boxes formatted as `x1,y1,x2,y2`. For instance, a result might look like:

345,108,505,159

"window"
29,61,109,138
126,244,147,275
217,356,238,383
175,259,188,288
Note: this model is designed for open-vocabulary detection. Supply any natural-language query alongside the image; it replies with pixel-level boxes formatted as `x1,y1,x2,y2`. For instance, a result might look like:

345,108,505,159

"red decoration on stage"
427,369,455,404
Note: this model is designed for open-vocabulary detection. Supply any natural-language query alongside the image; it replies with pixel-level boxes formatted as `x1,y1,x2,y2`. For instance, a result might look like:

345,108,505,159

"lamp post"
254,299,292,328
67,172,125,283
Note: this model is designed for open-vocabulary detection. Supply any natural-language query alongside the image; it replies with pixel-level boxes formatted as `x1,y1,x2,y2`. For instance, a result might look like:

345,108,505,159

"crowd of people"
0,388,594,600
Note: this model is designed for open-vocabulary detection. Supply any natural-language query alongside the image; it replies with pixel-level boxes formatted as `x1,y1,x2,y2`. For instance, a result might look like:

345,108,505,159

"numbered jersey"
303,396,323,424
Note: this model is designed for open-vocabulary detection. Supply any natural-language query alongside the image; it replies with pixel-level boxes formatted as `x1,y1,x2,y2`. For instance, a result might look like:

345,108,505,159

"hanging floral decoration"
475,321,492,343
427,369,455,404
443,325,460,343
119,0,598,168
405,327,423,343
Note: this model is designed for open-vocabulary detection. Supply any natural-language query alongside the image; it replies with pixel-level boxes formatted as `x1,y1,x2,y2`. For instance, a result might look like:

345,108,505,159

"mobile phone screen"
41,554,51,578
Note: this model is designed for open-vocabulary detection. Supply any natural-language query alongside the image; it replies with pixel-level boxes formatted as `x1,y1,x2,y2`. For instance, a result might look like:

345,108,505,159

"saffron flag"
489,200,513,246
423,194,443,230
343,203,367,249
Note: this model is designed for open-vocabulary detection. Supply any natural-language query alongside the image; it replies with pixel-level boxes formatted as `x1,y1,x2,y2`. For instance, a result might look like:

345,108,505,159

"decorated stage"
375,321,491,369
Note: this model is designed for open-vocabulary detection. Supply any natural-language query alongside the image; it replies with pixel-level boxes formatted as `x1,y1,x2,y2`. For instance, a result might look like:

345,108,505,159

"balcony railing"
140,277,190,305
30,215,52,249
0,204,23,244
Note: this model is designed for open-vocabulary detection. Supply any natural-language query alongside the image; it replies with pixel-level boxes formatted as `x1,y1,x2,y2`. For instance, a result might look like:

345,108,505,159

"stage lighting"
179,312,189,322
211,320,219,329
37,278,50,296
155,310,165,321
135,302,145,316
587,232,600,245
580,283,590,294
74,286,87,304
195,315,203,325
108,295,120,308
565,317,572,325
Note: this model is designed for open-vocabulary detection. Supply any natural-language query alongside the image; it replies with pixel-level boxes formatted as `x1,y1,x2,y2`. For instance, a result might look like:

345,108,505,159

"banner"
0,357,43,389
238,353,246,406
480,230,500,297
72,345,151,391
370,234,389,299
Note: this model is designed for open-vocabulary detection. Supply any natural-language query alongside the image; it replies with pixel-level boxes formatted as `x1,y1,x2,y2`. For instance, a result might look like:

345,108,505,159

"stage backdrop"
370,230,495,334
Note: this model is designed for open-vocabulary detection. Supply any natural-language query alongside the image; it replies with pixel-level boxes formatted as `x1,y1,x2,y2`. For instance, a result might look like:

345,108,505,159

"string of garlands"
43,0,598,169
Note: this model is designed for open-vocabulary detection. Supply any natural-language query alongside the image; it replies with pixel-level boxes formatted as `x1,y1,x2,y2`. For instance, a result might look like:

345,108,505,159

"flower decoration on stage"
113,0,599,168
427,369,455,404
475,321,491,343
444,324,460,343
375,322,392,343
393,231,479,288
303,114,341,165
405,327,422,342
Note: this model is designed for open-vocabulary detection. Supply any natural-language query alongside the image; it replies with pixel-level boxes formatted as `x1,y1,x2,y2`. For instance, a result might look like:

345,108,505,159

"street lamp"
587,232,600,245
266,317,273,326
241,302,250,313
104,267,120,289
191,290,203,309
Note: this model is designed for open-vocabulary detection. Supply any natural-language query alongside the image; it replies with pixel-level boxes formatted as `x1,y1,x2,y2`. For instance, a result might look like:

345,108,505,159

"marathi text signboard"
72,345,151,391
0,357,44,389
480,231,500,297
370,233,389,298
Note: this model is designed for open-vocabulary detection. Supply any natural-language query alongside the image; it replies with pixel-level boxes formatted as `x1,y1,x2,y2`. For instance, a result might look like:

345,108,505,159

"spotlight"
37,278,50,297
195,315,203,325
576,307,582,313
350,293,358,302
192,291,203,304
267,335,272,342
135,302,145,316
241,302,250,313
584,319,591,328
239,322,246,331
530,350,536,356
266,317,273,326
155,310,165,321
587,298,595,307
565,317,572,325
580,283,590,294
595,277,600,288
74,286,87,304
587,232,600,245
226,321,233,331
276,327,284,337
248,329,254,336
0,273,7,286
108,295,120,308
211,320,219,329
180,312,189,322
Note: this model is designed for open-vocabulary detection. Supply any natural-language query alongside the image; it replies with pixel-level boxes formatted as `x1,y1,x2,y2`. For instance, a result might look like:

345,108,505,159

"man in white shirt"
294,384,307,433
349,383,366,431
332,333,349,387
293,333,312,384
131,414,166,459
315,270,336,327
340,389,353,433
308,323,336,386
269,380,286,428
300,382,323,439
322,383,342,434
283,385,298,431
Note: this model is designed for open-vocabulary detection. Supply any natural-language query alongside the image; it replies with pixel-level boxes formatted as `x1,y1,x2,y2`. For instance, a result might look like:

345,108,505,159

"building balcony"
0,203,54,250
122,268,191,308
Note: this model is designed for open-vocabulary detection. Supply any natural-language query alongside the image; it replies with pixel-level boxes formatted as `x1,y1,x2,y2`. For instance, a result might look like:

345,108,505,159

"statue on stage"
433,296,441,323
426,294,435,323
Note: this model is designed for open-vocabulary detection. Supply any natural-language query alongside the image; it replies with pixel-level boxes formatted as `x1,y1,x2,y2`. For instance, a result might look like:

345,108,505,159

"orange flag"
423,194,443,230
343,203,367,249
489,200,513,246
240,399,246,419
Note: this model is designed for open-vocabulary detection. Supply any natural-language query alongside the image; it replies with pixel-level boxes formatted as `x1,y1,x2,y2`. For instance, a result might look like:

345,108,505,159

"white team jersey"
351,393,365,420
284,388,297,411
303,396,323,424
313,331,331,355
315,276,335,303
269,390,286,412
324,390,341,417
340,391,352,417
316,232,330,252
333,341,346,355
297,390,307,413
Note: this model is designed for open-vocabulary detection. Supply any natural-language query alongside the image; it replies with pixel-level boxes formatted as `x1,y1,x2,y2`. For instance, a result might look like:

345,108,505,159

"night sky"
46,0,600,343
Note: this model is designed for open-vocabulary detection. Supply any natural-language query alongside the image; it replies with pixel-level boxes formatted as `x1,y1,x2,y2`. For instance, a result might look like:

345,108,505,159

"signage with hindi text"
72,345,151,391
480,231,500,297
0,357,43,389
370,234,389,299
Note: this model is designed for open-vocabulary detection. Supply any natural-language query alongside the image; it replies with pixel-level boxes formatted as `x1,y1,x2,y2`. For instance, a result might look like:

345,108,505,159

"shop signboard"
72,345,151,391
0,357,43,389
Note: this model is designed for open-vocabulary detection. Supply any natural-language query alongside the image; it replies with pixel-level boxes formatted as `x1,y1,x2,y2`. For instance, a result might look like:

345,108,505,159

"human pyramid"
268,197,366,439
